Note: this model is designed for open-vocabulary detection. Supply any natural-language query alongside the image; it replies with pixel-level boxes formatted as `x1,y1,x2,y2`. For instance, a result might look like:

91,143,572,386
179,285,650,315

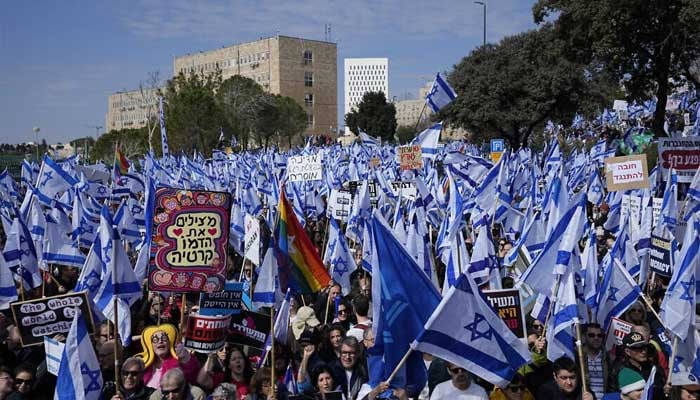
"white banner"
244,214,260,266
287,155,323,182
44,336,65,376
327,189,352,222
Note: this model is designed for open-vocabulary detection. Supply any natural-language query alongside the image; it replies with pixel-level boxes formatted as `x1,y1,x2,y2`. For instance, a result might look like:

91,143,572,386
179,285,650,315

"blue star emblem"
679,276,695,303
97,186,107,195
80,362,102,393
102,240,113,265
130,205,143,215
327,239,337,257
40,171,54,186
332,257,349,277
592,184,601,193
607,286,619,302
83,270,102,294
464,313,493,341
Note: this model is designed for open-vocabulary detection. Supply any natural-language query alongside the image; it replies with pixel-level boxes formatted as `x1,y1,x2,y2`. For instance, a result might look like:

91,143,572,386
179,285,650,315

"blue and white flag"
546,267,578,361
595,258,642,331
641,366,656,400
587,169,604,206
0,253,18,309
660,214,699,340
252,242,282,309
43,208,85,268
54,309,103,400
410,122,442,159
411,271,531,387
425,73,457,113
325,217,357,294
370,212,442,389
35,155,78,206
158,97,170,157
358,129,379,147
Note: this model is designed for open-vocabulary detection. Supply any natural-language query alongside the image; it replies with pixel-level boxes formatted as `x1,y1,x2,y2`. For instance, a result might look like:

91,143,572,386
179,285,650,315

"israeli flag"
412,271,531,387
358,129,379,146
159,97,170,157
594,258,642,331
54,309,103,400
35,155,78,205
425,72,457,113
410,122,442,159
0,253,18,309
325,217,357,294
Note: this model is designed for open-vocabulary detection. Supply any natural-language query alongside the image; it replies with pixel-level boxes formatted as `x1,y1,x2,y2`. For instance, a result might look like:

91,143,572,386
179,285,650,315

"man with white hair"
148,368,205,400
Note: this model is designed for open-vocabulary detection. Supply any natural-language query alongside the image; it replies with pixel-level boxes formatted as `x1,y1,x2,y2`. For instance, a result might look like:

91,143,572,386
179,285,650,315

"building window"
306,113,314,128
303,50,313,65
304,93,313,106
304,71,313,87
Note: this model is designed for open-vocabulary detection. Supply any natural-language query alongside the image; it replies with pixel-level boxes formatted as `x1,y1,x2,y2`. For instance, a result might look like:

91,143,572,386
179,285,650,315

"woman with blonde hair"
136,323,200,389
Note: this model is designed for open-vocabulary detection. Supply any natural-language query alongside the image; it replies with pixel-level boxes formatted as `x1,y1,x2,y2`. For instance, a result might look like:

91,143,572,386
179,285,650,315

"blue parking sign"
491,139,505,153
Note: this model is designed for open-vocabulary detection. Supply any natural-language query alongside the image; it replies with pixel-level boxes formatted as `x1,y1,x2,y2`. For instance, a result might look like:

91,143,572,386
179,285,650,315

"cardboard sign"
604,154,649,191
44,337,64,376
228,310,271,349
657,138,700,183
11,292,95,347
483,289,527,339
327,189,352,221
199,282,245,316
287,155,323,182
148,188,231,293
649,235,673,277
244,214,260,266
397,145,423,171
184,313,232,353
390,181,417,200
606,317,633,350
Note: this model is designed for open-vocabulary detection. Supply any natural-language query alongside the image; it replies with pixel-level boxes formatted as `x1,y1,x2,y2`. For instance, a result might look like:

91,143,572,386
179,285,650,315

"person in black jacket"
536,357,595,400
102,357,154,400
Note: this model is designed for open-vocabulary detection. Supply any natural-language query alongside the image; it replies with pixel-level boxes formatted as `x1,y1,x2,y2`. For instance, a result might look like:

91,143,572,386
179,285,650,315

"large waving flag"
35,155,78,205
275,188,331,293
410,122,442,159
370,212,442,389
411,271,531,387
425,73,457,113
0,253,18,309
325,217,357,294
54,309,103,400
595,258,642,331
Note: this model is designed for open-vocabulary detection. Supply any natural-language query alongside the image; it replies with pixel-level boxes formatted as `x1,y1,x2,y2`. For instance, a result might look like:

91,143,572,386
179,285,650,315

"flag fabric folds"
54,309,103,400
411,272,531,387
425,73,457,113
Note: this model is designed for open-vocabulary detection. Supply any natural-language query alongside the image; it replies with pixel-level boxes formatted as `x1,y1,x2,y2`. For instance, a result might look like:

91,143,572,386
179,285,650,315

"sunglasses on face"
587,333,604,338
338,309,347,315
630,309,644,313
13,378,32,386
151,332,169,343
448,367,467,374
532,324,543,330
506,385,525,392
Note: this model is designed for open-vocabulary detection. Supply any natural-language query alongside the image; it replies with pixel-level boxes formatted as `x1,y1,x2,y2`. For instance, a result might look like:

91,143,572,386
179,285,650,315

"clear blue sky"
0,1,536,145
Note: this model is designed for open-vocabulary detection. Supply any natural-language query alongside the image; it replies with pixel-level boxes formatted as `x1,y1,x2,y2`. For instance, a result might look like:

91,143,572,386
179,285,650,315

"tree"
216,75,266,150
274,95,307,148
441,25,616,147
344,91,397,142
161,70,224,156
92,128,150,162
533,0,700,136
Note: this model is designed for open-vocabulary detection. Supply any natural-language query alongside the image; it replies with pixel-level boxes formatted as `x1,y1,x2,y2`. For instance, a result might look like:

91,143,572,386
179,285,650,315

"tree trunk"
652,44,673,137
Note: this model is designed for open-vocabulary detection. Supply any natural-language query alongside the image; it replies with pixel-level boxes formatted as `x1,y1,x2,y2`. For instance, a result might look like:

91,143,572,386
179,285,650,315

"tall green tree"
216,75,266,150
533,0,700,136
161,70,224,156
345,91,397,142
92,127,150,162
442,25,616,147
274,95,307,148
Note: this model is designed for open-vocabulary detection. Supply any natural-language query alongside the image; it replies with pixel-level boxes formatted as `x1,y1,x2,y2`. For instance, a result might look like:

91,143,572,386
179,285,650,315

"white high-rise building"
344,58,389,125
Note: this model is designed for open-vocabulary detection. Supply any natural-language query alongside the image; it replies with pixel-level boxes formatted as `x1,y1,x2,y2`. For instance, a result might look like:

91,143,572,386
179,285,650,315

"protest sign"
390,181,417,200
620,195,642,237
184,313,232,353
287,155,323,182
652,197,687,243
606,317,633,350
649,235,672,277
327,189,352,221
228,310,270,349
244,214,260,266
397,145,423,171
483,288,526,339
148,188,231,293
658,138,700,183
44,336,65,376
347,180,378,207
11,291,94,347
199,282,245,316
604,154,649,191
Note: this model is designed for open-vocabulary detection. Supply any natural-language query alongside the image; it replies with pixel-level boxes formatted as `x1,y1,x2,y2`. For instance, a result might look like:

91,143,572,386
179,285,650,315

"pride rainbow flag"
113,145,129,182
275,188,331,293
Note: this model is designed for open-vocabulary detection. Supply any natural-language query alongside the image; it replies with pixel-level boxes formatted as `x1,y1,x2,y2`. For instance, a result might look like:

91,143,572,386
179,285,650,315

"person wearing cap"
617,368,645,400
607,332,665,397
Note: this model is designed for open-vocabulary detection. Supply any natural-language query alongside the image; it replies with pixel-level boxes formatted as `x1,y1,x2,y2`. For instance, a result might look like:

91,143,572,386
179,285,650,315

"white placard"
606,317,633,350
390,181,417,200
651,197,687,243
287,155,323,182
621,195,642,237
327,189,352,222
244,214,261,266
44,337,65,376
613,100,628,111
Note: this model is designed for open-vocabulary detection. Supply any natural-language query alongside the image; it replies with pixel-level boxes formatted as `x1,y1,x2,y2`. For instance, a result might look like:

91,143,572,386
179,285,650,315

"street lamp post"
474,1,486,46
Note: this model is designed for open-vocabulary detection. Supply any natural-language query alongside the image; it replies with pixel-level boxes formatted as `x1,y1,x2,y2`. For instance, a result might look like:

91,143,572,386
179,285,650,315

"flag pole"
574,322,589,394
413,102,428,133
540,274,562,339
666,336,678,388
386,348,413,383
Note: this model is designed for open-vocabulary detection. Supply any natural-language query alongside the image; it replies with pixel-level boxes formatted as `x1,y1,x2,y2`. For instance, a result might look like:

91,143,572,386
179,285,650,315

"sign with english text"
148,188,231,293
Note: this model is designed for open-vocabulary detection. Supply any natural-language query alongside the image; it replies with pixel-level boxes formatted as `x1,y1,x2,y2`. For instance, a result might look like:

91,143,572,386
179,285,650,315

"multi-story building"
173,35,337,136
344,58,389,120
394,82,432,127
105,87,160,132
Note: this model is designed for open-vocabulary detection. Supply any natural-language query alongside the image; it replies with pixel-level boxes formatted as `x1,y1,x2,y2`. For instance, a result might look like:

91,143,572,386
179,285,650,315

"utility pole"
474,1,486,46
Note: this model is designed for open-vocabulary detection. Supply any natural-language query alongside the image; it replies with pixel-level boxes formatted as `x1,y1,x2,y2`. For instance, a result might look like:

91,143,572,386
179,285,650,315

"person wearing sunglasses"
11,364,35,398
104,357,154,400
488,373,534,400
149,368,204,400
580,323,610,400
137,324,200,390
431,362,488,399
